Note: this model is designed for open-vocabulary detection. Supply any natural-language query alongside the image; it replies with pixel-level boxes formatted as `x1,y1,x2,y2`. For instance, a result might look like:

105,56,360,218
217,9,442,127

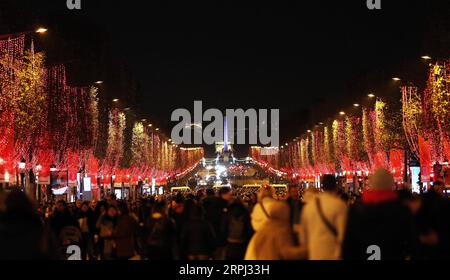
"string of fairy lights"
0,30,204,185
251,56,450,182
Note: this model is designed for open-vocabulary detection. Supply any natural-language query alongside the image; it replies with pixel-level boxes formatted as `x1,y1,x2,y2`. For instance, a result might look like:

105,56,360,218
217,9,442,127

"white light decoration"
215,165,226,174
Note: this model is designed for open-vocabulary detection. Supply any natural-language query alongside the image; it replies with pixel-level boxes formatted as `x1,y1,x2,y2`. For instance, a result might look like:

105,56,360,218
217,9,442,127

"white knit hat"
368,168,395,190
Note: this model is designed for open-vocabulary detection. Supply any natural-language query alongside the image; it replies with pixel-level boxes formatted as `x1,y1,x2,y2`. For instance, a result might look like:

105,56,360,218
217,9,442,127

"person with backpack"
221,199,253,260
300,174,348,260
144,201,177,260
245,200,306,260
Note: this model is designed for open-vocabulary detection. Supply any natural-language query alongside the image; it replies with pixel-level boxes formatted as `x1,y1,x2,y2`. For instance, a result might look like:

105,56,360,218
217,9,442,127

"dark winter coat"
342,192,418,260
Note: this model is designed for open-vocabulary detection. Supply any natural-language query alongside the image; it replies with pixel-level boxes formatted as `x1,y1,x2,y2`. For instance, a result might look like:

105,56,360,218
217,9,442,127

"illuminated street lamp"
368,93,375,98
35,27,48,34
19,158,26,193
111,174,116,195
339,111,346,116
353,103,360,107
392,77,401,81
112,98,119,102
18,159,26,170
421,55,432,60
50,164,57,172
155,128,159,131
95,80,104,84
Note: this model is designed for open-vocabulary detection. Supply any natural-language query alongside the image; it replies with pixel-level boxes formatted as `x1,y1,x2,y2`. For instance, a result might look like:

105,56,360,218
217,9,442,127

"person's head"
267,201,290,223
152,201,167,216
258,185,275,201
117,201,129,215
303,187,319,203
56,200,67,212
397,188,420,211
219,187,233,202
107,194,117,205
228,199,246,217
81,201,90,213
75,199,82,208
106,205,118,218
433,180,445,195
368,168,394,190
189,204,203,219
288,184,299,199
91,200,97,209
321,174,338,192
4,190,36,216
205,188,215,196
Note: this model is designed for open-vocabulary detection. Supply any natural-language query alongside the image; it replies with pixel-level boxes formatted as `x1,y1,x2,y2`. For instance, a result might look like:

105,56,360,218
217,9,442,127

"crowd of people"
0,167,449,260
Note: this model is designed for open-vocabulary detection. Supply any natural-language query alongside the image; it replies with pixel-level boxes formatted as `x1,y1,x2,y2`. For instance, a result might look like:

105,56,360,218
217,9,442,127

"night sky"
0,0,449,157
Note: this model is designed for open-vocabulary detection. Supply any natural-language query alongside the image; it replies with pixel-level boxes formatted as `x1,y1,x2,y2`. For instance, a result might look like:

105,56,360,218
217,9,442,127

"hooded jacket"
245,201,306,260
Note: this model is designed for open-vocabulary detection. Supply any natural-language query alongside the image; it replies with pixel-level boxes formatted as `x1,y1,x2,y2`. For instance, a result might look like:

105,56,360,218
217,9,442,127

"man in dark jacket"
342,168,418,260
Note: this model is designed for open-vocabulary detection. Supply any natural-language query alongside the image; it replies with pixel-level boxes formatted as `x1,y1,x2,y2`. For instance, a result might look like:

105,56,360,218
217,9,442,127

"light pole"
111,174,116,196
19,158,26,193
49,164,57,201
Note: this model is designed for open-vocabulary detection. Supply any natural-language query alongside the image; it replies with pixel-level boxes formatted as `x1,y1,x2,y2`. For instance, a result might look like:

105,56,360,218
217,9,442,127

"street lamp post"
19,158,26,193
49,164,57,201
111,174,116,196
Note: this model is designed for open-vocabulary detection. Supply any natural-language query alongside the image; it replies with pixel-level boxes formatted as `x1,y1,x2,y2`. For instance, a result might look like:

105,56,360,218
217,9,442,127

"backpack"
227,215,245,242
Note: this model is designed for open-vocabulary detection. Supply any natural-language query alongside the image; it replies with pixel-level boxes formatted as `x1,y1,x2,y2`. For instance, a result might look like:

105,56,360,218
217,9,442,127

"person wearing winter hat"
245,201,306,260
249,185,277,232
342,168,418,260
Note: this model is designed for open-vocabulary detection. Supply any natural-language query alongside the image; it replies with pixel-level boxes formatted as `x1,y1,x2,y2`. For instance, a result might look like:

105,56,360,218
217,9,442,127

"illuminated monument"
215,118,233,162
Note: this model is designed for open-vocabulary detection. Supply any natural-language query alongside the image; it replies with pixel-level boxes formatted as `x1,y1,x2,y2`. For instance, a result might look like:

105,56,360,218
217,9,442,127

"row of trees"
251,60,450,182
0,34,203,185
